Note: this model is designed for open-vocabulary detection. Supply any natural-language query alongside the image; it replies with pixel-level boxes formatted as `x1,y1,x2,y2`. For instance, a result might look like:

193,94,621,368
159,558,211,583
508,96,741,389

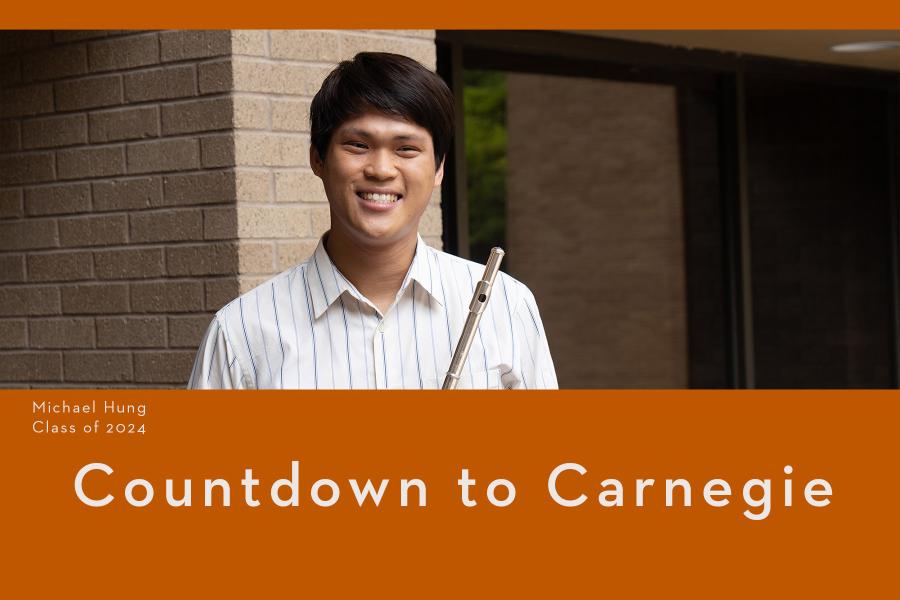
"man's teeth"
361,192,399,204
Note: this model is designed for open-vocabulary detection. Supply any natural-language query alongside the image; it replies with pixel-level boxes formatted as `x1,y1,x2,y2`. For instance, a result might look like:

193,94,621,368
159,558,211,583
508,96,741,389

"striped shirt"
187,235,557,389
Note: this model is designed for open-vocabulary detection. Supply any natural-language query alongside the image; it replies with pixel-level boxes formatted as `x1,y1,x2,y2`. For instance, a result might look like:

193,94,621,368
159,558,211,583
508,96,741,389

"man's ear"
310,145,324,177
434,157,446,187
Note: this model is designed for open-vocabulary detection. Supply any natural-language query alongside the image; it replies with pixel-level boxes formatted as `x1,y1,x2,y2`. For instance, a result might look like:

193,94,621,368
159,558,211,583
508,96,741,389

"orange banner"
1,390,897,596
2,1,900,28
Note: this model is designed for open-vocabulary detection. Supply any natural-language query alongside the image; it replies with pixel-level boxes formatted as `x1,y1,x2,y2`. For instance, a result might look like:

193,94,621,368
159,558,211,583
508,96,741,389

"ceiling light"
830,41,900,53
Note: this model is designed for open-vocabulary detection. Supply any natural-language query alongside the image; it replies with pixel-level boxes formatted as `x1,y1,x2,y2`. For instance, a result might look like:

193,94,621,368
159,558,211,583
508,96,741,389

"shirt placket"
372,313,387,389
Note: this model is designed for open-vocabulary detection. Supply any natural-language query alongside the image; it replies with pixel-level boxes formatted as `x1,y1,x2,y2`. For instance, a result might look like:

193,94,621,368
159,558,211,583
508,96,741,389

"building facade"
0,30,442,387
3,30,899,388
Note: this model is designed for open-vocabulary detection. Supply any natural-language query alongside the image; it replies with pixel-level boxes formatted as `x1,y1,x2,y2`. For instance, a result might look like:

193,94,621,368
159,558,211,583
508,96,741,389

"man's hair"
310,52,455,169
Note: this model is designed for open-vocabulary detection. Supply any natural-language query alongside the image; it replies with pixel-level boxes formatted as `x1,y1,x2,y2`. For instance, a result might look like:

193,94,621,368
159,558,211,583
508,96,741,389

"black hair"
310,52,455,169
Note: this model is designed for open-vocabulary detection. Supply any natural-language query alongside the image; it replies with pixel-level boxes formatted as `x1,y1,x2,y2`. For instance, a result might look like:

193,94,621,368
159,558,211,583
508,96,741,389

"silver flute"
442,247,505,389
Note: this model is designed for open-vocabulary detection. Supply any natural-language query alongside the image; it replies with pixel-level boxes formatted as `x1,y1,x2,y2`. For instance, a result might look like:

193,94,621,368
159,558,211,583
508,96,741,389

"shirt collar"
303,234,443,319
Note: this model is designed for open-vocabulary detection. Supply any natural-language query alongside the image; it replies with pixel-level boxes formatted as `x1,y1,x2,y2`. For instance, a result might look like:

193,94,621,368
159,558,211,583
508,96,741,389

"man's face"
311,109,444,248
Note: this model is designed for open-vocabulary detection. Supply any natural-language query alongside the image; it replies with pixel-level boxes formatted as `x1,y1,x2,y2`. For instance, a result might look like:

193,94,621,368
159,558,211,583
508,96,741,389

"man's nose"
363,149,398,179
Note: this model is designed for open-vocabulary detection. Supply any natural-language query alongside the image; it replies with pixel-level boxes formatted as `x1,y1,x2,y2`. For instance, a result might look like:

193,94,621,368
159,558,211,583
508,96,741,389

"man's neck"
325,230,417,315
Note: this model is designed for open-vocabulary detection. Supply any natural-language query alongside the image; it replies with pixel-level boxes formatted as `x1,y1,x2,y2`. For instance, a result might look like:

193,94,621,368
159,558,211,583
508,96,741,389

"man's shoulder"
212,263,307,325
426,245,535,308
427,245,484,271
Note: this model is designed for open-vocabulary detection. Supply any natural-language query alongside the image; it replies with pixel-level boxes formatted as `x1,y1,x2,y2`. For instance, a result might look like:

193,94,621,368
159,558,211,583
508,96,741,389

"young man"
188,52,557,389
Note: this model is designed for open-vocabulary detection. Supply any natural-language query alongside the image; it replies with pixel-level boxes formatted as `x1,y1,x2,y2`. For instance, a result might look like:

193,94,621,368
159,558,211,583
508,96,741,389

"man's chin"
345,225,409,248
331,212,420,249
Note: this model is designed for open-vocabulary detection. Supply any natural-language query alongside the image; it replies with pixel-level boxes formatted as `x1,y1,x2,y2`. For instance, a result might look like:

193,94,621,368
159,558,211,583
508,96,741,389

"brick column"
0,30,442,387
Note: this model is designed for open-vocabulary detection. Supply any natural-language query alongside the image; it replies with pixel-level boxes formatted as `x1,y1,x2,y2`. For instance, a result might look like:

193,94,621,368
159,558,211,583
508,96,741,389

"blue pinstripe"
411,281,423,388
523,295,545,387
313,253,336,388
206,321,220,384
523,297,541,334
238,297,258,388
300,265,318,389
220,310,238,369
467,264,490,387
425,249,440,382
328,263,354,389
271,282,286,388
500,276,525,389
287,270,302,388
433,250,454,358
355,299,371,388
454,262,474,386
516,309,538,388
395,303,405,386
255,288,273,384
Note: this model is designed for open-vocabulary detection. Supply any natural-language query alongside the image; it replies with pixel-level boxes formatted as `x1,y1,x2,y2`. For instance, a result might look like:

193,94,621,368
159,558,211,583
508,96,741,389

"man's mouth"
357,191,402,204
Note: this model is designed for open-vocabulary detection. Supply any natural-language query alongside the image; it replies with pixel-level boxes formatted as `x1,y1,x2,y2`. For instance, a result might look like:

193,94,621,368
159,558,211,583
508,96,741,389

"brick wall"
506,73,687,388
0,29,441,387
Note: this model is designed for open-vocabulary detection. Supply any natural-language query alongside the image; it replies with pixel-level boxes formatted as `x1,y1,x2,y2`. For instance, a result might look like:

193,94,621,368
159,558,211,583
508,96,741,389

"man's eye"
345,142,368,150
398,147,420,154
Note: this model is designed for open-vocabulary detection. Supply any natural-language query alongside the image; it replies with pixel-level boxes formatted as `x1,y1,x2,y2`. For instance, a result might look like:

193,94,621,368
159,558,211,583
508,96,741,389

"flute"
442,247,505,390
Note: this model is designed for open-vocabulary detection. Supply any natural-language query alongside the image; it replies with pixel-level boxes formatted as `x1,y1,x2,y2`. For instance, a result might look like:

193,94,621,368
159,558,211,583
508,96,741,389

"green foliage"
464,70,506,261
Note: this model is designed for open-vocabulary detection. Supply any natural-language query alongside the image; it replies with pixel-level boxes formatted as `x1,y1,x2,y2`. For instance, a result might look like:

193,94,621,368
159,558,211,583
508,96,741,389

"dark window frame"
435,30,900,388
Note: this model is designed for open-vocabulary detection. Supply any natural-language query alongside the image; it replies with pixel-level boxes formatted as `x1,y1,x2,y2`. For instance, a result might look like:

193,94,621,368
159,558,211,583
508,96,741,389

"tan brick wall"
0,30,237,387
1,29,442,387
506,73,687,388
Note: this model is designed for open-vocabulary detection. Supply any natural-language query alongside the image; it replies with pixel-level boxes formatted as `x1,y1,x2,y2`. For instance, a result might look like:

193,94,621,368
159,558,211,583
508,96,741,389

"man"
188,52,556,389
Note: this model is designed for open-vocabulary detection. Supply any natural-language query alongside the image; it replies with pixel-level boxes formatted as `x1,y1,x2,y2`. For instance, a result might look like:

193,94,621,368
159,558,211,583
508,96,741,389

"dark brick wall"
0,31,237,387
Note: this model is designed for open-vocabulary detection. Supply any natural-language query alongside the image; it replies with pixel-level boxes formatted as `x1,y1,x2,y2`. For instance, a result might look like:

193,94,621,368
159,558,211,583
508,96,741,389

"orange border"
3,1,900,28
3,390,899,595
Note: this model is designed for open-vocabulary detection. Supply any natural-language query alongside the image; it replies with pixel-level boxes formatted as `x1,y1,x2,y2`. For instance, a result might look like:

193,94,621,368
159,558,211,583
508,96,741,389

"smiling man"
188,52,557,389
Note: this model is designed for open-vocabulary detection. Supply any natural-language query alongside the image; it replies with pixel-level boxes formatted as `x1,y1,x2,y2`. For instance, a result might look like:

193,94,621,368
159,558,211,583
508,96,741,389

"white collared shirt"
187,236,558,389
